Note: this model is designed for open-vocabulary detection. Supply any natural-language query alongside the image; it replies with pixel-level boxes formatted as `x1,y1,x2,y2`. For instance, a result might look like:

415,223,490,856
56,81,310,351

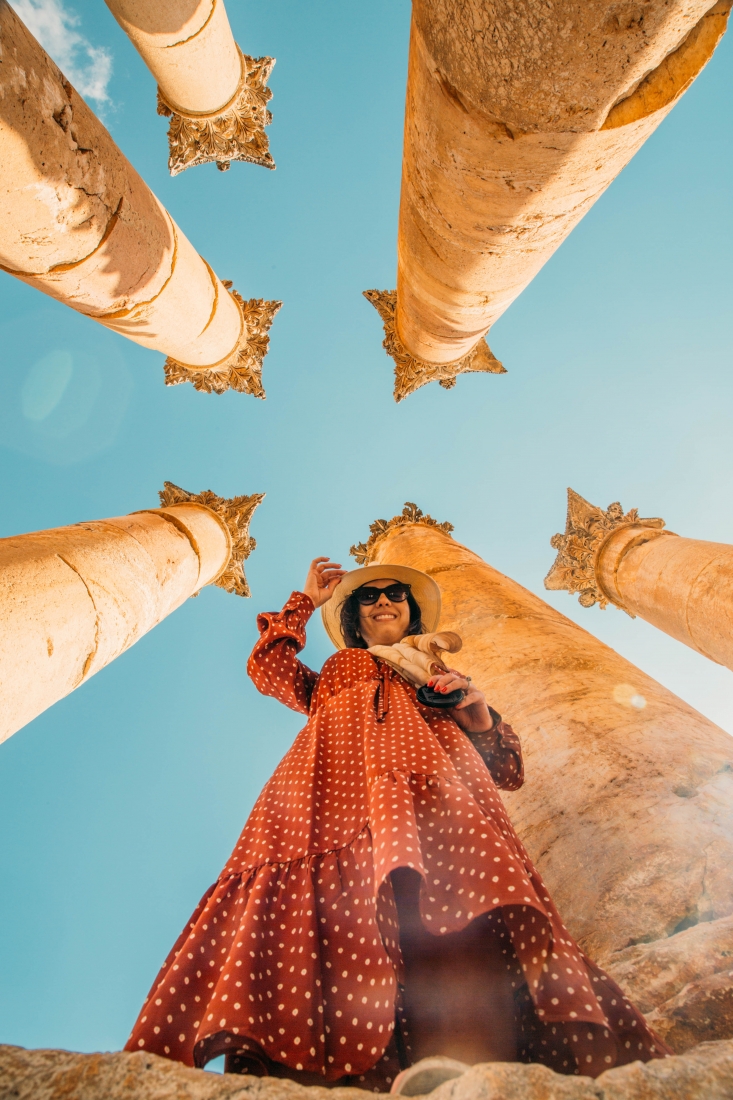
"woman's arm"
427,670,524,790
469,710,524,791
247,559,347,715
247,592,320,714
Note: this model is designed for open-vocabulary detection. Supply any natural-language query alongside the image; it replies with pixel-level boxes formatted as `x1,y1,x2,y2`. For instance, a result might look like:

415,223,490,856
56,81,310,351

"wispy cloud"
11,0,112,104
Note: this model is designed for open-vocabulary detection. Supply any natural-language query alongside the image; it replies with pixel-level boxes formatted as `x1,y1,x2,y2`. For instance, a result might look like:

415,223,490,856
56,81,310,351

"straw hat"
321,564,441,650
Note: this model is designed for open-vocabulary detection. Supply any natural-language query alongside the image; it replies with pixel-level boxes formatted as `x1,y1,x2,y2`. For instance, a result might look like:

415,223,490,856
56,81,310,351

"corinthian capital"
350,502,454,565
158,51,275,176
163,288,281,396
544,489,666,609
363,290,506,402
159,482,264,597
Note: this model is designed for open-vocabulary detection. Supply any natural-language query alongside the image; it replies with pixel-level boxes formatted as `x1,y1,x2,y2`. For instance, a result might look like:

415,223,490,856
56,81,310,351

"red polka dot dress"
125,592,670,1085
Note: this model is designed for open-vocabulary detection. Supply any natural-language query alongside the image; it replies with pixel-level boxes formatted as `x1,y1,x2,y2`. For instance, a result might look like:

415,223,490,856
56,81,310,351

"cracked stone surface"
607,915,733,1051
2,1043,733,1100
392,1,731,371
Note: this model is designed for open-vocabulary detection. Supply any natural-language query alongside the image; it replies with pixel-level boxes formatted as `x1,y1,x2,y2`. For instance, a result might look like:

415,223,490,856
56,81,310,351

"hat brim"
321,564,441,650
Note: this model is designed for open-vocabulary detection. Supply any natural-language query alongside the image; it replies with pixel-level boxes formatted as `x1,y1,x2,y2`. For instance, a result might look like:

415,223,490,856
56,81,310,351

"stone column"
546,489,733,674
104,0,274,176
365,1,731,400
0,482,262,744
350,503,733,1048
0,2,279,395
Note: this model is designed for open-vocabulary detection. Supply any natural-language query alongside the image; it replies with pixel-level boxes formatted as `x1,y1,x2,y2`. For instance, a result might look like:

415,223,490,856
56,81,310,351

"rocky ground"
2,1040,733,1100
604,914,733,1052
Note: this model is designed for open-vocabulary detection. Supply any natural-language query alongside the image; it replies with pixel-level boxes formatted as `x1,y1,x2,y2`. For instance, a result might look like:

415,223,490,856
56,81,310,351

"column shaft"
358,513,733,969
0,504,227,743
600,529,733,669
0,2,278,393
105,0,274,174
547,490,733,672
108,0,240,115
369,0,730,396
0,482,262,743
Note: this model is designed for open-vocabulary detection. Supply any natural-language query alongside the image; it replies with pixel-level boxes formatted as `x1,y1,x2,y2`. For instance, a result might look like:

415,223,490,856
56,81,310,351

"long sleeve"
469,708,524,791
247,591,320,715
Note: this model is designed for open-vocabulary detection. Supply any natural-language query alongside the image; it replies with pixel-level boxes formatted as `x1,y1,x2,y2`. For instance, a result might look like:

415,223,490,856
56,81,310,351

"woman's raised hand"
303,557,347,609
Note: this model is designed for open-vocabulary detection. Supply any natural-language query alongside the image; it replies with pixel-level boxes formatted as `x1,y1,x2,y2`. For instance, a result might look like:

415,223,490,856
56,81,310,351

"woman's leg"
391,868,518,1065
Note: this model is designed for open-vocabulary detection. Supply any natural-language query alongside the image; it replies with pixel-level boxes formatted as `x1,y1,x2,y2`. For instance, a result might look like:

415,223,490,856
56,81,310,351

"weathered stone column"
351,503,733,1047
104,0,274,175
0,482,262,744
366,1,731,400
0,2,279,395
546,489,733,674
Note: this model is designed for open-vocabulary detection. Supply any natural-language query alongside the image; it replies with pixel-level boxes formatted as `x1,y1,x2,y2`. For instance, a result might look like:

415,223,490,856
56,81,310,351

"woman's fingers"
309,558,346,592
428,671,469,693
453,689,483,710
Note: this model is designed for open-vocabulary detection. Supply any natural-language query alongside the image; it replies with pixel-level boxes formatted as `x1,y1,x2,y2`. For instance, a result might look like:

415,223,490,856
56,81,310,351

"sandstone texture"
606,916,733,1052
546,490,733,674
545,495,733,673
0,1,243,366
598,527,733,672
3,1043,733,1100
0,502,230,743
105,0,241,115
395,0,731,365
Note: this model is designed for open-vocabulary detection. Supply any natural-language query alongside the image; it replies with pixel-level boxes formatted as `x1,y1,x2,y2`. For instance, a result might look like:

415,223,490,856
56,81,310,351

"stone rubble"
2,1042,733,1100
607,914,733,1051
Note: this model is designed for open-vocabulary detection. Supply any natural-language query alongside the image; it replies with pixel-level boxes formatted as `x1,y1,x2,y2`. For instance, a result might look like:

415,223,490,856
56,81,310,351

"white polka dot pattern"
125,592,670,1082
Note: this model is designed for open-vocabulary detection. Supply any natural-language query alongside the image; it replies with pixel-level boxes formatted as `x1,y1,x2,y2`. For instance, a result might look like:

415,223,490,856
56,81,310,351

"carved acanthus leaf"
158,51,275,176
164,289,281,396
159,481,264,597
544,488,666,610
363,289,506,402
350,502,454,565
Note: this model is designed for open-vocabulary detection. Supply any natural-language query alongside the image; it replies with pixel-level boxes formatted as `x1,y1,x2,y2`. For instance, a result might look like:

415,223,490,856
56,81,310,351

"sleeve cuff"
285,590,315,616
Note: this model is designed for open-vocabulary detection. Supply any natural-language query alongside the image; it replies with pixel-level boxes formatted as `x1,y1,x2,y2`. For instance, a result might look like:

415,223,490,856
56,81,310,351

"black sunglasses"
353,583,411,605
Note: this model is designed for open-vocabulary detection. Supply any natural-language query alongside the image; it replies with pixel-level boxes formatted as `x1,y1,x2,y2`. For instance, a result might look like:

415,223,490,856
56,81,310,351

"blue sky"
0,0,731,1060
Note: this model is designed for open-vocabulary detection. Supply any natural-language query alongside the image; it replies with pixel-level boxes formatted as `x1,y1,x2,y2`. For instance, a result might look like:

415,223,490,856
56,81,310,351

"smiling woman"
124,557,670,1088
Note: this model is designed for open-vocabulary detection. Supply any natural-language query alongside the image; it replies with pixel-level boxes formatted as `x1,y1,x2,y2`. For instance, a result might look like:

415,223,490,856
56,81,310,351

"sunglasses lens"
354,584,410,604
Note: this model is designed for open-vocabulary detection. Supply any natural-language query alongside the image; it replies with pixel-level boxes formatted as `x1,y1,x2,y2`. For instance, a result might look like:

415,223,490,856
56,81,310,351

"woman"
126,558,669,1088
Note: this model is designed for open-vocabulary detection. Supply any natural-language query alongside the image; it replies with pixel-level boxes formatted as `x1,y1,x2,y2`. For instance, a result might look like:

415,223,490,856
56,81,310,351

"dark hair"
340,589,425,649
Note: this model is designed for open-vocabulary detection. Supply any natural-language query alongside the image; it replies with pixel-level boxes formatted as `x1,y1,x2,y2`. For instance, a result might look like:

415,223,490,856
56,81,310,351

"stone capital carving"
163,288,281,396
158,50,275,176
363,290,506,402
159,481,264,597
544,488,666,610
350,502,454,565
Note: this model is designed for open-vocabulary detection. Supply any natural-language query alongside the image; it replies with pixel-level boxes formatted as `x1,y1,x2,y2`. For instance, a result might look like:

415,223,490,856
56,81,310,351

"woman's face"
357,578,412,648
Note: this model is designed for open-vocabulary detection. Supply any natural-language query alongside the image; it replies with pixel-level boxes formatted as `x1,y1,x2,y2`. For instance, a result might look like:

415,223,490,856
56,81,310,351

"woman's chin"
366,630,406,647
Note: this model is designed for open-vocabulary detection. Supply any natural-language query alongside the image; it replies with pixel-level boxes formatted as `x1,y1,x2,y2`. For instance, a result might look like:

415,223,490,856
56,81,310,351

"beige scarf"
368,631,463,687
